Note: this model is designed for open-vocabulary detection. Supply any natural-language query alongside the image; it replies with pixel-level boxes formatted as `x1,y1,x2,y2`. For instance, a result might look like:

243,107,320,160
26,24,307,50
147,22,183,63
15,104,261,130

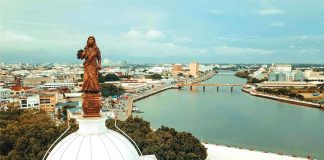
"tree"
105,73,120,81
0,109,78,159
235,70,250,79
106,117,207,160
57,108,62,120
119,75,132,79
150,74,162,80
98,73,105,83
101,84,125,97
62,105,76,119
177,73,184,77
247,78,266,84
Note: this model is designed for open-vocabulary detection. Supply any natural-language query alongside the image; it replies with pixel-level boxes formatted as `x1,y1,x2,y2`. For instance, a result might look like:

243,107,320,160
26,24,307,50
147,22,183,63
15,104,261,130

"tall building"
189,62,199,78
173,64,182,72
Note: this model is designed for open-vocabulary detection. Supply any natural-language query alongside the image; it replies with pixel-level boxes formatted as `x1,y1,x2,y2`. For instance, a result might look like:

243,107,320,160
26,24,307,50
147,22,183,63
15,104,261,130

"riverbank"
204,143,308,160
191,71,217,84
242,88,324,109
126,85,176,118
125,71,217,118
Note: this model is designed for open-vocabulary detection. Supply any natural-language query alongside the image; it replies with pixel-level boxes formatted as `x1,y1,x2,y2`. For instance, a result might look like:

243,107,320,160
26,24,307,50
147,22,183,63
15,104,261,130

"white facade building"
270,64,292,73
20,94,40,109
40,83,75,89
0,88,11,98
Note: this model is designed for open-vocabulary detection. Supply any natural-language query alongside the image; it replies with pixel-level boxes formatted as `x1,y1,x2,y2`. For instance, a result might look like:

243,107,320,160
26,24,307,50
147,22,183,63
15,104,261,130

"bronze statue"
78,36,102,117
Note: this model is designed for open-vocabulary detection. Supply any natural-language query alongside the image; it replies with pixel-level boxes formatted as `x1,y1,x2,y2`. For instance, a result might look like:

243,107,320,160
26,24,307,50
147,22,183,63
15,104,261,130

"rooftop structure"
46,117,156,160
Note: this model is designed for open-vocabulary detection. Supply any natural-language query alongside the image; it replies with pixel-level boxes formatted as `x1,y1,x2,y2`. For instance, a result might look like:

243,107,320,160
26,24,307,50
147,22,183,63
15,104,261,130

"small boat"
132,106,143,113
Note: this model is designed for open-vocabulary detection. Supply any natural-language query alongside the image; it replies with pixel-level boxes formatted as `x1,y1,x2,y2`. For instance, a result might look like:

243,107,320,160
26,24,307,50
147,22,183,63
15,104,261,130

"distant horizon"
1,0,324,63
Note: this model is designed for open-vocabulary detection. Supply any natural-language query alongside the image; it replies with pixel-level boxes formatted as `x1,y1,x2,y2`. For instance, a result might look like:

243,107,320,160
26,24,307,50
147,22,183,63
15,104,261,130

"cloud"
173,36,193,43
209,10,224,15
256,8,285,16
288,45,321,54
2,30,35,42
12,20,66,26
212,45,273,56
270,22,285,27
146,30,165,39
298,48,321,54
123,29,142,39
123,29,165,40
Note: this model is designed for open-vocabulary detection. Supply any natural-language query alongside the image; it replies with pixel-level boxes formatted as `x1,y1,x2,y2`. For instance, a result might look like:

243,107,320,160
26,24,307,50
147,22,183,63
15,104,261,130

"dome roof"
47,117,141,160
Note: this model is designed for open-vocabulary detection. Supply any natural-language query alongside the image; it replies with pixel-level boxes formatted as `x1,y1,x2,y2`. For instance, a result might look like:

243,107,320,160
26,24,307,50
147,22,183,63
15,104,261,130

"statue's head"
85,36,98,49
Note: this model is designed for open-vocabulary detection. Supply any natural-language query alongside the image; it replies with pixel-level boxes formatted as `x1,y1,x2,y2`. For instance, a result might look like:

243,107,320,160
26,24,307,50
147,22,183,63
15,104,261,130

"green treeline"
0,110,207,160
106,117,207,160
0,109,78,160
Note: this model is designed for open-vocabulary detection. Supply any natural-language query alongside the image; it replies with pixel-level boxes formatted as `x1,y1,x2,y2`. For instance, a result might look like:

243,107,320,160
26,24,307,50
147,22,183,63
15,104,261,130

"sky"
0,0,324,64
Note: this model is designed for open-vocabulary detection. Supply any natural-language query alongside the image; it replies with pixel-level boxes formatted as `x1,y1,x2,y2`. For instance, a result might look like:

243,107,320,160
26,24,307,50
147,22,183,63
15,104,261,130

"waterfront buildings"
256,81,317,88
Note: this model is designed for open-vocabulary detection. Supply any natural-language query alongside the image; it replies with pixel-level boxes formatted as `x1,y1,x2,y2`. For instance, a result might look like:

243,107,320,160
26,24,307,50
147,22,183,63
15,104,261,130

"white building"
251,67,267,80
285,72,294,81
40,83,75,89
270,64,292,73
20,94,40,109
147,67,166,74
0,88,11,98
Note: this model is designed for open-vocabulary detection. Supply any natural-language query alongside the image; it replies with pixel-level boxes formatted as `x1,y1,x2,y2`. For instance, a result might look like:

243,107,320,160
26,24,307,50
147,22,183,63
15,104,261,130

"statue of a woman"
77,36,102,117
78,36,102,93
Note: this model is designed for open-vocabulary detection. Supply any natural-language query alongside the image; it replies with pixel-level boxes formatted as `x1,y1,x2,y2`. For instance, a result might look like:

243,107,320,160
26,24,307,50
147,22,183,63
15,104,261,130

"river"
134,71,324,159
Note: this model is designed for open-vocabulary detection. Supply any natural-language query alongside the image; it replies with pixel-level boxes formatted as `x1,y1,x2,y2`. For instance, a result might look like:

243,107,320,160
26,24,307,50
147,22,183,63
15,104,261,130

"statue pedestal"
82,93,102,117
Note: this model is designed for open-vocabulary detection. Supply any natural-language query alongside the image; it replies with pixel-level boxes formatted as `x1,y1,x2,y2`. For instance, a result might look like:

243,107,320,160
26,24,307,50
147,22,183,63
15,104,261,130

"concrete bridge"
177,83,245,92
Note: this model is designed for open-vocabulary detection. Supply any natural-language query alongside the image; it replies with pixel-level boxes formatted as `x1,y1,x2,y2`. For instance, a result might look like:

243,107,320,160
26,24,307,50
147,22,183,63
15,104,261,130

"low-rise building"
40,82,75,89
40,93,57,112
20,94,40,109
64,93,82,102
24,76,53,87
0,87,11,98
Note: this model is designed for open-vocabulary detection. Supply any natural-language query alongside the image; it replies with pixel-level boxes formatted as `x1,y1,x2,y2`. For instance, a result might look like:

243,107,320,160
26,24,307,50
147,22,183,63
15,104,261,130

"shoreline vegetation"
234,70,267,84
242,88,324,109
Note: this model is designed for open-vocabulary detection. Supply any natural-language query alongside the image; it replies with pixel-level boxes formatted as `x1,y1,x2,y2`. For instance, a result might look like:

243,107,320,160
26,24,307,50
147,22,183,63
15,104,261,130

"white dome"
47,117,141,160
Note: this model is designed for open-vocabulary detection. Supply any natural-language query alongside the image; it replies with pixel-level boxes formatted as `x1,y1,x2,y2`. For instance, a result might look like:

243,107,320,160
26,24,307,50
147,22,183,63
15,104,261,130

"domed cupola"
46,117,143,160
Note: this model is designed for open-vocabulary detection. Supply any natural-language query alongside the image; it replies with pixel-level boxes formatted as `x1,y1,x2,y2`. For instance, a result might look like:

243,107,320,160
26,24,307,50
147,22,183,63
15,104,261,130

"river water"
134,71,324,159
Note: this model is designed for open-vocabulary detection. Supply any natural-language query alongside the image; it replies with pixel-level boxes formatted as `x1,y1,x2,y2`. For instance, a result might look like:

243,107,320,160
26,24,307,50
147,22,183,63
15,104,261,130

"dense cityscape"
1,0,324,160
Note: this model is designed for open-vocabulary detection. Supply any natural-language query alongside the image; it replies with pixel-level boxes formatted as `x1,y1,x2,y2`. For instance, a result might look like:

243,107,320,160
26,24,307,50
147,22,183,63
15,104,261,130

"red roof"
10,86,31,91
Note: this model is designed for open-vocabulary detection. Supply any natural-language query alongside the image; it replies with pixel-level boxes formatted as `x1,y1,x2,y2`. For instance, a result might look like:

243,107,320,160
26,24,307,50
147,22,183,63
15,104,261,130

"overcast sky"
0,0,324,64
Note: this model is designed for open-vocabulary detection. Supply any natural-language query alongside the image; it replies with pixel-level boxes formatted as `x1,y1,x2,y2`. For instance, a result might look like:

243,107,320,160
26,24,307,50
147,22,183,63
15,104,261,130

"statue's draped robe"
82,47,101,92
